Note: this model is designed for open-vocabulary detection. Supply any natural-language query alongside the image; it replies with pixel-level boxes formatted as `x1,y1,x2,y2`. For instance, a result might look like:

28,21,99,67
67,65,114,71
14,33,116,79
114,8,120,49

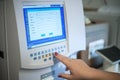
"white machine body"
1,0,86,80
12,0,86,69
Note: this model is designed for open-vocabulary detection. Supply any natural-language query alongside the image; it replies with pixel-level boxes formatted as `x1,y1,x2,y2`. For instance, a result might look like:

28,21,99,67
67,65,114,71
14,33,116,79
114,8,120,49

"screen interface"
23,4,66,49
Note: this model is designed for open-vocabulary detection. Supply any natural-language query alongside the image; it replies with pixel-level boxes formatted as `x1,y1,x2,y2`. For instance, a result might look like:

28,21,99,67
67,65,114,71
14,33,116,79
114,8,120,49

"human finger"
58,73,73,80
66,67,69,71
54,52,71,67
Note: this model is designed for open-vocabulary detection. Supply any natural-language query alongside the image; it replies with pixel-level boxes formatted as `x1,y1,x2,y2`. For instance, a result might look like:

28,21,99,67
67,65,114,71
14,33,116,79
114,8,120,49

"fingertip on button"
54,52,58,56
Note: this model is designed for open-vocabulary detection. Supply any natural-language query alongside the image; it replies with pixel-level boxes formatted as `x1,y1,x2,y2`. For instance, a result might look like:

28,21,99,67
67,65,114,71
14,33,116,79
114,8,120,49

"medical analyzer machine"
0,0,86,80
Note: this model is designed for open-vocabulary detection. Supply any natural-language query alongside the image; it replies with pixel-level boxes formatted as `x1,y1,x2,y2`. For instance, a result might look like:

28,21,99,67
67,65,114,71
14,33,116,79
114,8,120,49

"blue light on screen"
23,4,66,49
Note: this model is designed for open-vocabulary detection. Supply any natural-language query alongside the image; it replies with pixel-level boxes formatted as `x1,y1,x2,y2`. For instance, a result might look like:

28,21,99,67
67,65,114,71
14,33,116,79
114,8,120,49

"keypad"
29,45,66,62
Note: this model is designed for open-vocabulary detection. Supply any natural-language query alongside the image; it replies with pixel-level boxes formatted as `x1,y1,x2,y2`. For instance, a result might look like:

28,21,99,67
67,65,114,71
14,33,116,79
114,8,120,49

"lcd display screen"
23,4,66,49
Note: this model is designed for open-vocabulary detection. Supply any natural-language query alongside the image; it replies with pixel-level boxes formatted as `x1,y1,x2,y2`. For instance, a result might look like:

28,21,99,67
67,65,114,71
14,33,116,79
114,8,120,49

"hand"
54,52,93,80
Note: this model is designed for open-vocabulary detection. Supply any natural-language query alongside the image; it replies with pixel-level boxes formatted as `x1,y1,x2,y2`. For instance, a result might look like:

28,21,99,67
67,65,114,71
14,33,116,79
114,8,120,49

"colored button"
38,56,41,59
45,50,47,53
61,50,64,52
30,54,33,57
49,53,51,56
38,52,40,55
44,59,47,62
48,49,51,52
46,54,48,57
52,48,54,52
63,45,66,48
58,50,60,53
34,53,37,56
55,48,57,50
33,57,37,60
58,47,60,49
42,51,44,54
42,55,44,58
49,57,52,60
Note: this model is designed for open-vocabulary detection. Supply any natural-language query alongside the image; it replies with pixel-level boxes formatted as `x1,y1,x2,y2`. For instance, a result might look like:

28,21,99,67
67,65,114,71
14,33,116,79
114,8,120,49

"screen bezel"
23,4,67,49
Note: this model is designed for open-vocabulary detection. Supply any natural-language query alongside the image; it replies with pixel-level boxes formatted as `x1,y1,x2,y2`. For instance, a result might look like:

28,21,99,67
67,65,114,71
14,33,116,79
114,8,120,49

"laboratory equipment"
0,0,86,80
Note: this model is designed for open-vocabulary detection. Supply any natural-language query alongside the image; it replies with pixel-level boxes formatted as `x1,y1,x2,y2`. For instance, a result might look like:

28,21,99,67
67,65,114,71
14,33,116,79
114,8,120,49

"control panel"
29,44,67,63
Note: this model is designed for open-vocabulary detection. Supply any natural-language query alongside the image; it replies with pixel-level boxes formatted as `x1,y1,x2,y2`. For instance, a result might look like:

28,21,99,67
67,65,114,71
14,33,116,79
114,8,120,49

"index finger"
54,52,71,67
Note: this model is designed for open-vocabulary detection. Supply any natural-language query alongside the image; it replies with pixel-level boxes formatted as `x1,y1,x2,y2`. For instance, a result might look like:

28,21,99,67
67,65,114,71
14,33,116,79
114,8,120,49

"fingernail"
58,75,62,77
54,52,58,56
